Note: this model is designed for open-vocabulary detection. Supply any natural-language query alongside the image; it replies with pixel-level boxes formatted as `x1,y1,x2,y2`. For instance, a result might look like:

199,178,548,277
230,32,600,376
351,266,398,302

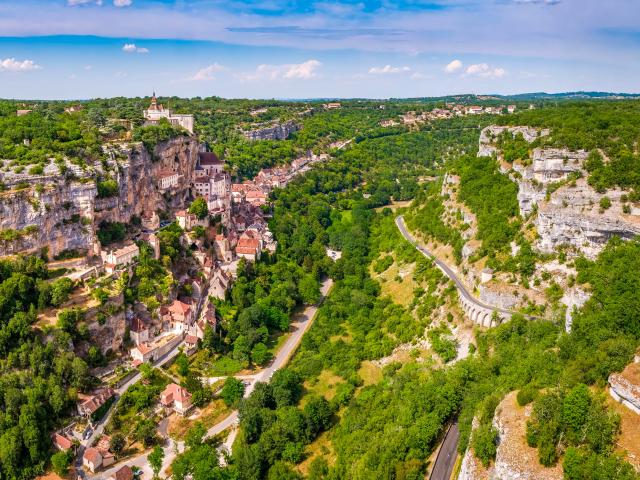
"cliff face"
243,121,300,141
0,136,198,258
478,125,549,158
0,177,96,257
95,136,199,225
491,392,563,480
536,179,640,259
479,125,640,259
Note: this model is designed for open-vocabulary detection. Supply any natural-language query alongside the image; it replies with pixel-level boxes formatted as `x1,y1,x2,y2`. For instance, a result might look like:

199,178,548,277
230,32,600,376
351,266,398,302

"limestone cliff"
536,179,640,258
0,136,199,258
242,121,300,141
478,125,640,259
95,136,199,225
491,392,563,480
478,125,549,158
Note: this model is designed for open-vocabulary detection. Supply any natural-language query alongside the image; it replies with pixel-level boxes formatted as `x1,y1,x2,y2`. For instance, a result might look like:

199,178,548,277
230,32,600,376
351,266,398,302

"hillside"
0,98,639,480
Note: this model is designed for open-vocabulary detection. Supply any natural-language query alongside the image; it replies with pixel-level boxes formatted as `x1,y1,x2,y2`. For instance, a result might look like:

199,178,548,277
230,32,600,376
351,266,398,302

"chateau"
143,92,194,134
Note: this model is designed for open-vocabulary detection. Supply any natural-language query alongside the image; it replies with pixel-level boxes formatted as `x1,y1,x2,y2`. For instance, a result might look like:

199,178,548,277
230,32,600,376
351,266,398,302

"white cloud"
122,43,149,53
113,0,132,6
114,71,127,78
241,60,322,81
368,65,410,75
283,60,321,79
464,63,506,79
0,58,42,72
444,59,463,73
84,65,93,70
190,63,227,81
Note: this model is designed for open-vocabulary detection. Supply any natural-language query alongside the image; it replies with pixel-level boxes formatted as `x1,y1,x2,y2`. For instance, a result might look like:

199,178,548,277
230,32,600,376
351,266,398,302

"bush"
472,424,498,467
97,221,126,246
599,196,612,211
50,450,72,476
517,385,538,406
97,178,119,198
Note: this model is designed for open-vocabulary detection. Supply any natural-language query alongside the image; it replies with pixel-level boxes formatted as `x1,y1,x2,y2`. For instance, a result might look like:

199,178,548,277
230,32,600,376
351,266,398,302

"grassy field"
302,369,345,404
357,361,383,386
168,398,232,441
370,256,418,307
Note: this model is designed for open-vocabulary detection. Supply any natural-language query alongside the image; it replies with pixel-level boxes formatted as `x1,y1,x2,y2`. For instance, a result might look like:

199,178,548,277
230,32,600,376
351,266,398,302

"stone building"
143,92,194,134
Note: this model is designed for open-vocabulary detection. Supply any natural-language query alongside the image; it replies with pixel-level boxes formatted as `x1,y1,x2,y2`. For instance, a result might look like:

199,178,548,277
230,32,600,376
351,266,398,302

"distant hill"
496,91,640,100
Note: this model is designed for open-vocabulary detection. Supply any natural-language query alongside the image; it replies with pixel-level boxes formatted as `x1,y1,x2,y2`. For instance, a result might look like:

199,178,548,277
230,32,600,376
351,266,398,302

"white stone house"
143,93,194,134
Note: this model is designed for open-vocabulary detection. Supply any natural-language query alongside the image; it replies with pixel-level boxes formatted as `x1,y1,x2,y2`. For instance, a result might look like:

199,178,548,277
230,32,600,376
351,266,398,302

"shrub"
599,196,612,211
517,385,539,406
472,424,498,467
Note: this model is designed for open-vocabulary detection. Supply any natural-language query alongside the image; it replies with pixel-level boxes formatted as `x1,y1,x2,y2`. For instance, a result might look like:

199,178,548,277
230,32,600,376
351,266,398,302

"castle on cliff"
143,92,194,134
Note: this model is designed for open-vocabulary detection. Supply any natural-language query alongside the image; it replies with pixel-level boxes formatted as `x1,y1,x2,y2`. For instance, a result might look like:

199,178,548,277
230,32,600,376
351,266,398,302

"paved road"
396,215,523,318
429,421,460,480
92,277,334,479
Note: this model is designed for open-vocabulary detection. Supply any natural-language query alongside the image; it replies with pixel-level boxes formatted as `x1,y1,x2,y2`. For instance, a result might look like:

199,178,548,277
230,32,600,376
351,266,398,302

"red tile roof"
237,237,260,249
80,388,115,415
168,300,191,315
53,433,73,450
198,152,222,165
111,465,134,480
161,383,192,405
83,447,102,464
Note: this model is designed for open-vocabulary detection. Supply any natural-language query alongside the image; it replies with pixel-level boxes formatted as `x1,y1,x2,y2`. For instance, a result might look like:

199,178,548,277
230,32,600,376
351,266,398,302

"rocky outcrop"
536,179,640,259
0,136,198,258
83,293,126,354
561,287,590,332
510,147,588,217
478,125,549,158
458,418,491,480
0,178,96,257
242,121,300,141
531,148,586,183
609,361,640,415
95,137,199,225
492,392,563,480
480,126,640,259
479,285,526,310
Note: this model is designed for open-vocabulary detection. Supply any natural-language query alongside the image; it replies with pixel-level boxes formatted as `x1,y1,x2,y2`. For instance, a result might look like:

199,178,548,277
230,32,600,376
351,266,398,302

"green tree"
472,424,498,467
49,277,73,307
189,198,209,220
251,342,271,366
233,335,251,364
221,377,245,407
110,433,126,455
149,445,165,479
175,352,190,377
50,450,72,477
304,395,333,437
298,274,320,304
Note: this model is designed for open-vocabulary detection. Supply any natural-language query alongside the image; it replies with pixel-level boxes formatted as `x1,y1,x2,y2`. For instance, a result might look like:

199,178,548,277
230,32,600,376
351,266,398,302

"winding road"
396,215,527,321
90,277,333,479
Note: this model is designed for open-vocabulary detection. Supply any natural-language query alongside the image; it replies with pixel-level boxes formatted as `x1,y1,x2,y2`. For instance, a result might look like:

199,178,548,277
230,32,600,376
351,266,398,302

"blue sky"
0,0,638,99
